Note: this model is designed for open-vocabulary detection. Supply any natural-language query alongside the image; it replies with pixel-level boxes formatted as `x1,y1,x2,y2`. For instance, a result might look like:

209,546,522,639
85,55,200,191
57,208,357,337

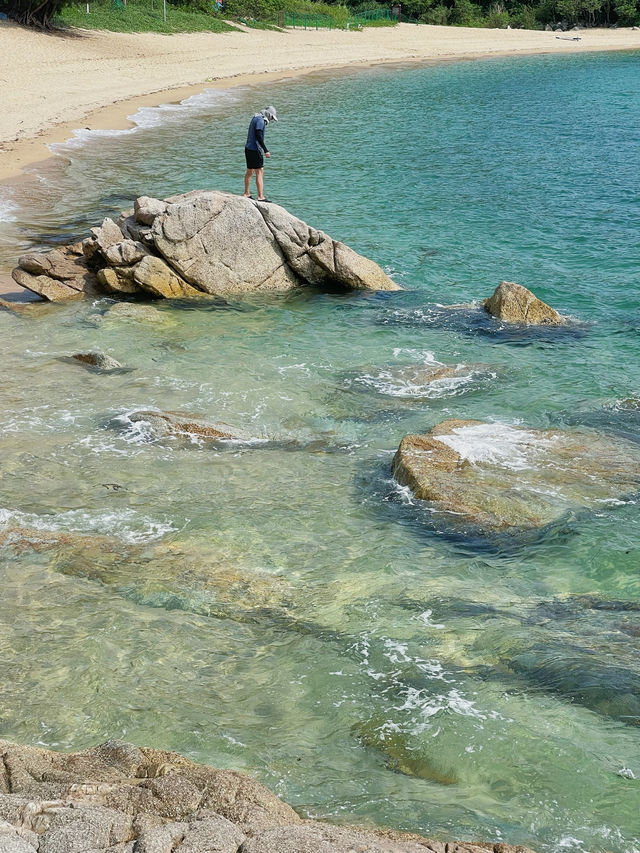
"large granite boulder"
0,740,535,853
12,192,400,301
483,281,565,325
392,419,640,535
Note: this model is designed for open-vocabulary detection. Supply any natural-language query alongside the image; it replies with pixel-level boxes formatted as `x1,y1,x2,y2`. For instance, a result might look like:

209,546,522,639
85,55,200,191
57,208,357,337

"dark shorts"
245,147,264,169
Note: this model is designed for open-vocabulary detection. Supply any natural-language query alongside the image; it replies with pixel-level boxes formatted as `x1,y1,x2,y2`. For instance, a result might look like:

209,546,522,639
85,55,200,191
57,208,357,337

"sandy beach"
1,20,639,182
0,19,638,296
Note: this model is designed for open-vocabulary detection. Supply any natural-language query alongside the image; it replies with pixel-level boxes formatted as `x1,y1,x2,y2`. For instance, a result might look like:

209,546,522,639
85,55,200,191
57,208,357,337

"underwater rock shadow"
551,399,640,445
397,593,640,727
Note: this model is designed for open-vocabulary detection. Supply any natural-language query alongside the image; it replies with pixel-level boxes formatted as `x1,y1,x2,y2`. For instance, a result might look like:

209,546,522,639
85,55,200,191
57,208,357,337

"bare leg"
244,169,254,197
256,168,265,200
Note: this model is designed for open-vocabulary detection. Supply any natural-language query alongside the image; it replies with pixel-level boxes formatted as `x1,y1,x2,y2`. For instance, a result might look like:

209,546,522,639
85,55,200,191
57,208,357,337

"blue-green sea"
0,50,639,853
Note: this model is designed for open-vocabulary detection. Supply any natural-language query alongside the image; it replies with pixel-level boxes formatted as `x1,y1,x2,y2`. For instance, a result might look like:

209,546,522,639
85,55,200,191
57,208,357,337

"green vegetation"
399,0,640,26
227,0,350,27
54,0,237,32
3,0,636,33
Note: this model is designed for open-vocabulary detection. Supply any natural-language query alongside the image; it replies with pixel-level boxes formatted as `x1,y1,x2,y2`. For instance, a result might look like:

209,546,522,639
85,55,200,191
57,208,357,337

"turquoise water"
1,51,640,852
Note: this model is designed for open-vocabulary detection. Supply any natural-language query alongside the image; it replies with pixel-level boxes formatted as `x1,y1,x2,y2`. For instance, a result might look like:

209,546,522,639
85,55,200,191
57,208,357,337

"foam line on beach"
49,87,243,155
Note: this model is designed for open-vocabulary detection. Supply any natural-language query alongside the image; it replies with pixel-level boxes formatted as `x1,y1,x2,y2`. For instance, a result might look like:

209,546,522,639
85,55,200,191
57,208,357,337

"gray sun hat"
262,106,278,122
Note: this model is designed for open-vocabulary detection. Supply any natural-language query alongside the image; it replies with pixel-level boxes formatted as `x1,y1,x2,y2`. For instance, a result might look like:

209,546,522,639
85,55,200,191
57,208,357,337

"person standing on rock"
243,106,277,201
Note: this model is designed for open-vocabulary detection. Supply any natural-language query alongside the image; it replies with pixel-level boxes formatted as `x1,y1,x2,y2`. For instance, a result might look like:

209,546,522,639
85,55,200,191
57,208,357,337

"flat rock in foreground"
0,739,534,853
483,281,565,325
392,419,640,535
12,191,400,301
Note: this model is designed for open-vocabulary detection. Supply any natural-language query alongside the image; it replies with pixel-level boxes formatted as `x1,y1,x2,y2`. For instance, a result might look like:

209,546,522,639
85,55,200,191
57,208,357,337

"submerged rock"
100,302,174,326
352,718,458,785
12,192,400,302
483,281,565,326
391,419,640,535
0,523,291,622
0,740,535,853
502,640,640,725
341,362,499,400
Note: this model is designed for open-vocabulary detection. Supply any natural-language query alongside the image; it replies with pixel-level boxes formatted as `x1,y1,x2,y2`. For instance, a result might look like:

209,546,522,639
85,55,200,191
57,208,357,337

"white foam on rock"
357,367,492,399
437,422,554,470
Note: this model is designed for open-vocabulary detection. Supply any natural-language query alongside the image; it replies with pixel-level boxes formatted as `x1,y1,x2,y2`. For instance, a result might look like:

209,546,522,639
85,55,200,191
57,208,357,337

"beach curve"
1,19,639,184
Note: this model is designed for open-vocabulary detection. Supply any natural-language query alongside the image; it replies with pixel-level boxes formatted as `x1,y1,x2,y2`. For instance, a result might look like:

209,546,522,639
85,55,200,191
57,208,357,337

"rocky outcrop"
12,192,400,302
0,740,535,853
11,244,98,302
392,419,640,535
483,281,565,325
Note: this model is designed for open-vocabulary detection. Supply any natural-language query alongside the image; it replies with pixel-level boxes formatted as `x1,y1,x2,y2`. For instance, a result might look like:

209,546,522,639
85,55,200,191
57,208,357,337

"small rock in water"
122,409,253,445
483,281,565,325
391,419,640,536
71,351,123,371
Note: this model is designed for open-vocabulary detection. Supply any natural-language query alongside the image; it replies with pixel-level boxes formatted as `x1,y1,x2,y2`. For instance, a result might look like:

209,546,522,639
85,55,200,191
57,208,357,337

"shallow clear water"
1,51,640,852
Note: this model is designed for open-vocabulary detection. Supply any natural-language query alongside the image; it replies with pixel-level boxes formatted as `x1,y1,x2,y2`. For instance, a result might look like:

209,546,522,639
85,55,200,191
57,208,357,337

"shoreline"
1,22,639,184
1,23,638,297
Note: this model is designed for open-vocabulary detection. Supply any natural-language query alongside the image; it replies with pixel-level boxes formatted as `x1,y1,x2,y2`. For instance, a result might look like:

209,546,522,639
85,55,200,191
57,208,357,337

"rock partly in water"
120,410,254,445
391,419,640,536
483,281,565,326
96,265,139,296
12,191,400,301
12,245,98,302
70,352,123,371
0,740,535,853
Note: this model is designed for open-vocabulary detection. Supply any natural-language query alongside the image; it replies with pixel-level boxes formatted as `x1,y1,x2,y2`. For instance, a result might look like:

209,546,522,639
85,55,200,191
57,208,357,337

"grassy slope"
56,1,238,33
